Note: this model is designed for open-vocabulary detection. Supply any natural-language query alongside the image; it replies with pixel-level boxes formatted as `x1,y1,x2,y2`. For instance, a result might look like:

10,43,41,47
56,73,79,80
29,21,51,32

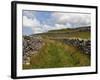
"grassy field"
23,27,91,69
36,27,90,39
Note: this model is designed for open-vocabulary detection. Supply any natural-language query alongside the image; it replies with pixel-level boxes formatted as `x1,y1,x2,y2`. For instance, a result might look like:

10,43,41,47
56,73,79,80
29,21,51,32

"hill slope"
34,26,90,39
23,26,91,69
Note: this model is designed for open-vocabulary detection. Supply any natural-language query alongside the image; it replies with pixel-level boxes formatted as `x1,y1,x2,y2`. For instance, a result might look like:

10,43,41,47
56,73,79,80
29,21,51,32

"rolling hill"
23,26,91,69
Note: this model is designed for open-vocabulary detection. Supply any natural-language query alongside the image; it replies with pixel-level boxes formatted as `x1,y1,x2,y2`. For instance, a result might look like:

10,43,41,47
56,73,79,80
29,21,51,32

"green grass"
23,39,90,69
23,27,91,69
41,31,90,39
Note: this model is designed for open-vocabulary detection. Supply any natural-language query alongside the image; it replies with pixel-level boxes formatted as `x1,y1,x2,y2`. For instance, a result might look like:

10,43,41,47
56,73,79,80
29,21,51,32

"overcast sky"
22,10,91,35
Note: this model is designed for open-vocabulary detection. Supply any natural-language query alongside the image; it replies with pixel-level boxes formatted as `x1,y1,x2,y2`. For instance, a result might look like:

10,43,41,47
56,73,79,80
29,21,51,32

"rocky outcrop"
23,36,44,65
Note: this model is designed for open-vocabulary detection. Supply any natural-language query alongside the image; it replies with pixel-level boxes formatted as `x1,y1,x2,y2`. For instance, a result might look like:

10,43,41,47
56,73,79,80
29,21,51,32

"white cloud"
23,16,41,27
23,11,35,18
23,15,43,34
52,24,67,30
23,16,34,27
23,14,76,34
23,11,91,35
43,24,52,31
32,27,44,34
23,15,53,34
42,24,67,32
52,12,91,27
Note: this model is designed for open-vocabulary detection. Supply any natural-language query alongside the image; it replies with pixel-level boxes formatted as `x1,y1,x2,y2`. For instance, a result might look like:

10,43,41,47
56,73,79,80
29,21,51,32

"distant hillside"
48,26,90,33
33,26,90,39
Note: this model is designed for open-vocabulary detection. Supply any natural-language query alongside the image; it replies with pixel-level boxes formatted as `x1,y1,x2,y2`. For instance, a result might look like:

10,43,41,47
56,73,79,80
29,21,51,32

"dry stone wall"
62,39,91,54
23,36,44,65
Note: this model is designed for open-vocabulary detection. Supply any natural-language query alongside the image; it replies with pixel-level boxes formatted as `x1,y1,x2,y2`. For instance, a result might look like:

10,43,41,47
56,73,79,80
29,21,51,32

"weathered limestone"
23,36,44,65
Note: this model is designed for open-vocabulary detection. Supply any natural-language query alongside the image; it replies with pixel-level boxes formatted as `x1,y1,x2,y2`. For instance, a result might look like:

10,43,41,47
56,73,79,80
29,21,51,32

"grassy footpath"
23,39,90,69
